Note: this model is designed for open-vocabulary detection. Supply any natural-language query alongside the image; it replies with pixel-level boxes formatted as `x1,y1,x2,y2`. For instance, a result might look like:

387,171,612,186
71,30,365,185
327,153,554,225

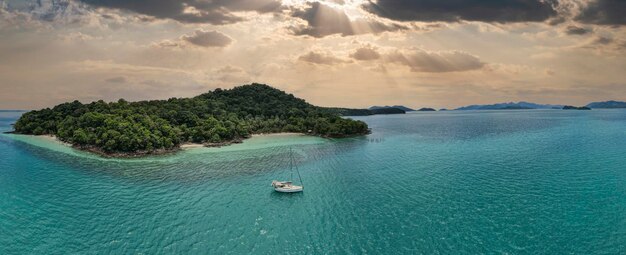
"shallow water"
1,109,625,254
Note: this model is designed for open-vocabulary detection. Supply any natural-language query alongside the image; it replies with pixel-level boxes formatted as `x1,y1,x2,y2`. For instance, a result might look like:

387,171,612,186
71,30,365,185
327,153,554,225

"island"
11,84,370,157
323,107,406,116
369,107,405,115
586,100,626,109
456,101,562,110
499,105,533,110
323,107,373,116
417,108,436,111
370,105,415,112
563,105,591,110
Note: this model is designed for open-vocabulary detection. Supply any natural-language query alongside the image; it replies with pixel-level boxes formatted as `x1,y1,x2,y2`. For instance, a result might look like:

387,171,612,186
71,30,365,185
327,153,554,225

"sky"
0,0,625,110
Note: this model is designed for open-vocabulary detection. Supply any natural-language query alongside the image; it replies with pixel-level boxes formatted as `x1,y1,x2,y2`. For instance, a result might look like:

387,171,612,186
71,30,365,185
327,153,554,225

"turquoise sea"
1,109,625,254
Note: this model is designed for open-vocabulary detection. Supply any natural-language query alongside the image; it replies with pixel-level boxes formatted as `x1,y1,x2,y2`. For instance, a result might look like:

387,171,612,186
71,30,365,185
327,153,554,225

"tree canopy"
13,84,369,155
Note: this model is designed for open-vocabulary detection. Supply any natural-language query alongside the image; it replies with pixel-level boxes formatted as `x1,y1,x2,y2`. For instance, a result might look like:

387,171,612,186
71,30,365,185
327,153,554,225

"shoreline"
180,133,303,149
7,131,339,158
37,134,73,147
250,132,304,137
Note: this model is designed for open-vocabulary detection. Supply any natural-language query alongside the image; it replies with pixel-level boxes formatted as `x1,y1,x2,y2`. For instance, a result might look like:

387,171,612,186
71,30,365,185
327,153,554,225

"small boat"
271,181,303,193
271,148,304,193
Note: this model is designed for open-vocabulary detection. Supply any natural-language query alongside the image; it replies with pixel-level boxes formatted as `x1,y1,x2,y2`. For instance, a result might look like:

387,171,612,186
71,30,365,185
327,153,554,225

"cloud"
105,76,126,83
576,0,626,25
0,0,160,31
155,39,183,48
181,30,232,48
564,25,591,35
386,49,485,73
290,2,405,38
350,46,381,61
298,51,349,65
79,0,282,24
582,35,626,51
215,65,244,74
297,44,485,72
593,36,613,45
328,0,345,5
589,36,621,49
0,0,95,29
210,65,250,83
362,0,558,23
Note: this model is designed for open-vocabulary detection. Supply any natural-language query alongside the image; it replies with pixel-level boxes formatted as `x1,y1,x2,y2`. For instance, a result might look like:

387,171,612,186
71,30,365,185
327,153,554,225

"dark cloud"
593,36,613,45
386,49,485,73
579,36,626,52
576,0,626,25
564,25,591,35
350,47,381,61
105,76,126,83
362,0,558,23
291,2,405,38
182,30,232,47
79,0,282,24
298,51,349,65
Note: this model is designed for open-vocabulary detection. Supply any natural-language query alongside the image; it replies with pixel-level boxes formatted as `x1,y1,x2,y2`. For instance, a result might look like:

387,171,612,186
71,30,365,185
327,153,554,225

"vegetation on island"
324,106,406,116
12,84,369,156
328,105,420,116
417,108,436,111
370,105,415,112
322,107,373,116
563,105,591,110
370,107,405,115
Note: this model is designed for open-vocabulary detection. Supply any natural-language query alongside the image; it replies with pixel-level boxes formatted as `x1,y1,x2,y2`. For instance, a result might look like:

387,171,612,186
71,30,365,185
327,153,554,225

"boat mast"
289,148,294,181
292,148,304,189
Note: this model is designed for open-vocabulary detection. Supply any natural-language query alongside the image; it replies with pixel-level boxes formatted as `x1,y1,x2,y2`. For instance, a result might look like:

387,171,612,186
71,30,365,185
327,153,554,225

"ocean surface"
1,109,625,254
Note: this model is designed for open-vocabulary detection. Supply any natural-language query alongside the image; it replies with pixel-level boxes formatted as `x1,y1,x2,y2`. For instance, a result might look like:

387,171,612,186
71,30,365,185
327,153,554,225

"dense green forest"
322,107,374,116
13,84,369,155
370,107,405,115
323,107,407,116
562,105,591,110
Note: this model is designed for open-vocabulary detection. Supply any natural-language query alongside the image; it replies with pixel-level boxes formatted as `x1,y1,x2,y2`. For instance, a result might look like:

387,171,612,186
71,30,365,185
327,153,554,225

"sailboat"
271,148,304,193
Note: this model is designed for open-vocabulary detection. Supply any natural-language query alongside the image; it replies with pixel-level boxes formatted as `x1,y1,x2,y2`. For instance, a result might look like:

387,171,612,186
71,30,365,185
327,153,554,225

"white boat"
271,181,303,193
271,148,304,193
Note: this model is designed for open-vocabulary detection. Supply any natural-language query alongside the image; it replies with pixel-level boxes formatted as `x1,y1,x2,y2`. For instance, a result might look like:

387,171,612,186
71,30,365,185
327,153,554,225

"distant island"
417,108,436,111
0,110,27,112
455,100,626,110
370,105,414,112
586,101,626,108
456,101,563,110
370,107,406,115
323,108,373,116
499,105,533,110
331,100,626,116
563,105,591,110
12,84,369,157
324,107,406,116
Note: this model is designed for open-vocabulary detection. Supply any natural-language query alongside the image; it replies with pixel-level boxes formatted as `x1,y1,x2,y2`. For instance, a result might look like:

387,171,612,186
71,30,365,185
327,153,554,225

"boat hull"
274,186,303,193
272,180,303,193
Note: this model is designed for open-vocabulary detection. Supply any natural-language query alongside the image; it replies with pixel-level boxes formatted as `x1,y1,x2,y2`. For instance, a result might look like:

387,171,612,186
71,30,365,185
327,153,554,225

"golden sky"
1,0,625,109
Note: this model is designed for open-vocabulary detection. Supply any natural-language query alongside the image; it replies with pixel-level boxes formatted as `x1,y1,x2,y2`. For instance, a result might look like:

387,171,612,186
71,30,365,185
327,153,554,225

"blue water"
1,110,625,254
